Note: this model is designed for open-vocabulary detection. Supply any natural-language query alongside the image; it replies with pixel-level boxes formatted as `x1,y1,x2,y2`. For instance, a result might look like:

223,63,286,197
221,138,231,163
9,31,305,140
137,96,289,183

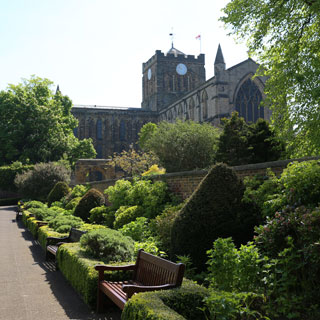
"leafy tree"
221,0,320,156
139,120,220,173
216,112,250,166
217,112,283,166
108,145,159,177
0,76,96,166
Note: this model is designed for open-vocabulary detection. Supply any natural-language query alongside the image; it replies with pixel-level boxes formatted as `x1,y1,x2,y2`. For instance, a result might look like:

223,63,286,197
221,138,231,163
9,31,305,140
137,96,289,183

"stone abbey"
71,45,270,160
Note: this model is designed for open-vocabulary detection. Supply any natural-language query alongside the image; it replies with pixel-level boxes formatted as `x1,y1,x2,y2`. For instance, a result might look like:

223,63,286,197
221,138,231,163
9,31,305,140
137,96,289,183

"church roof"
167,46,185,57
214,44,225,64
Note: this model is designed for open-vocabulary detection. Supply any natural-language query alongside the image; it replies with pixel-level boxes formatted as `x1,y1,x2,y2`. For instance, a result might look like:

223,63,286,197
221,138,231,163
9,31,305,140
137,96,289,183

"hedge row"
21,208,209,319
0,164,33,192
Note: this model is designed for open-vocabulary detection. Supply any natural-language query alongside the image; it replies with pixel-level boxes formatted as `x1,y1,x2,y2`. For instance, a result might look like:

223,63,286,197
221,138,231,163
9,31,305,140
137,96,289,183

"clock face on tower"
147,68,152,80
176,63,187,75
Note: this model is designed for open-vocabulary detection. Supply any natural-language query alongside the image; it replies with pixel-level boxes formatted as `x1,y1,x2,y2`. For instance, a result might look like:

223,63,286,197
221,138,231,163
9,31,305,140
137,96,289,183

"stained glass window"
235,79,264,122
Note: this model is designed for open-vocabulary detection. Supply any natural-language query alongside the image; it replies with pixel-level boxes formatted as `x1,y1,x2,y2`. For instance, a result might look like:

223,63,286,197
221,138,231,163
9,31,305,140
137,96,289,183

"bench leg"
96,286,104,313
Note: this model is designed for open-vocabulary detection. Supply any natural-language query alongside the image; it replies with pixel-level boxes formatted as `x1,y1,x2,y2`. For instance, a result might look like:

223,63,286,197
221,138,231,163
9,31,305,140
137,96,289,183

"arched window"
178,104,183,120
96,119,102,140
235,78,263,122
73,127,78,138
120,120,126,141
96,144,103,159
189,98,195,120
202,90,208,119
88,119,94,138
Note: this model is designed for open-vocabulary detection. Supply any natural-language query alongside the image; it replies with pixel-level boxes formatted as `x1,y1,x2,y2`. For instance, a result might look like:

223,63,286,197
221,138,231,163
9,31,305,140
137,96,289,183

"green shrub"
80,228,134,262
28,207,58,222
171,164,252,271
89,205,115,227
122,279,209,320
152,204,184,256
47,181,70,206
56,242,133,309
48,215,84,233
37,225,67,250
203,291,268,320
0,162,33,192
63,184,90,206
65,196,81,210
206,238,264,293
74,188,105,222
119,217,150,241
104,178,174,219
114,205,143,229
24,200,47,210
15,162,70,200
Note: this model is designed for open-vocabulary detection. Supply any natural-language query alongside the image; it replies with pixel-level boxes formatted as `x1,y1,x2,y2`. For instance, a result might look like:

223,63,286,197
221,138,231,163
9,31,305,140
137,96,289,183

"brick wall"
84,156,320,201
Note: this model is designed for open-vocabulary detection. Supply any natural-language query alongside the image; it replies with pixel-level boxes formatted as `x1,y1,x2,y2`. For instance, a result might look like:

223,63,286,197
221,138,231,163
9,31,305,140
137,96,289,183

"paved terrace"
0,206,121,320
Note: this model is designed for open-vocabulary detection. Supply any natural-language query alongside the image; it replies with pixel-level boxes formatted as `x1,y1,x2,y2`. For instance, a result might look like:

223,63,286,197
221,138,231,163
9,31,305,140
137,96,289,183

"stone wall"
84,156,320,201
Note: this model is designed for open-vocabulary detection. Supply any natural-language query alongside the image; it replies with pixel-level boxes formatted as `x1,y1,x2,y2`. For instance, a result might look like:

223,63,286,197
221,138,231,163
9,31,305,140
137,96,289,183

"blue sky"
0,0,249,108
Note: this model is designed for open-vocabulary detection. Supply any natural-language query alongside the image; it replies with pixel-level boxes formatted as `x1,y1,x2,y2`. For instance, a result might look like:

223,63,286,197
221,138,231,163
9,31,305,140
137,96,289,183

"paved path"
0,206,121,320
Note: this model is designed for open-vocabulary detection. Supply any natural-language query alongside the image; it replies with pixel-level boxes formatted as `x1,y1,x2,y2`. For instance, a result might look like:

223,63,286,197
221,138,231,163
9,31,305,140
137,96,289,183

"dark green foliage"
203,291,268,320
122,279,209,320
14,162,70,200
47,181,70,207
63,184,90,207
216,112,283,166
74,188,105,222
171,164,252,271
151,204,184,257
80,228,134,262
119,217,150,242
0,162,33,192
48,215,84,233
89,205,115,227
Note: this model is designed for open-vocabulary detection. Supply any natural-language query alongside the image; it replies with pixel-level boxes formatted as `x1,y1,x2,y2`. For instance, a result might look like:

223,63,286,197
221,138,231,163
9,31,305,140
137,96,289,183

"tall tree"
0,76,96,166
139,120,220,173
216,112,283,166
221,0,320,156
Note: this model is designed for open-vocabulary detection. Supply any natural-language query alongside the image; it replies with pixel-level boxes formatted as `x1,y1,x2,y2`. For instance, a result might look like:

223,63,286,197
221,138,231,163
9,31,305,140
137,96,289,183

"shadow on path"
10,206,121,320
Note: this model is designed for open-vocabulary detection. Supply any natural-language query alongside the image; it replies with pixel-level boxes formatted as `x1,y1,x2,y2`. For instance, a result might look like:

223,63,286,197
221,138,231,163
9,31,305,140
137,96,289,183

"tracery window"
202,90,208,119
235,78,264,122
120,120,126,141
189,98,195,120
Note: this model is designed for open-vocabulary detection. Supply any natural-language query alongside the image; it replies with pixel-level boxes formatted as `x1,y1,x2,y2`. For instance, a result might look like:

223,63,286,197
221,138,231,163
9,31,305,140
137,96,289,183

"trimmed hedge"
37,225,67,251
122,279,208,320
56,243,133,309
47,181,70,207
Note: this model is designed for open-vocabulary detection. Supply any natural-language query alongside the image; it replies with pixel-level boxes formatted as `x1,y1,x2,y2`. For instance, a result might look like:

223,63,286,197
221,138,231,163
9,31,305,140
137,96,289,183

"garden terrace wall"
81,156,320,201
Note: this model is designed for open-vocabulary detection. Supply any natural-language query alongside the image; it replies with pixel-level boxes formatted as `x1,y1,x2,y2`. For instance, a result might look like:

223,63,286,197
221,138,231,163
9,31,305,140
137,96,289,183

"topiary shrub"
73,188,105,222
14,162,70,201
89,205,115,227
63,184,90,207
47,181,70,207
65,196,82,210
80,228,134,262
113,205,143,229
171,163,248,271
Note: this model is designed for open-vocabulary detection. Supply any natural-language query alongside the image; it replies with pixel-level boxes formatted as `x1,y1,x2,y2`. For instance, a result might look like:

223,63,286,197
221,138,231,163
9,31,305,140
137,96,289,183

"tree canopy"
221,0,320,156
216,112,283,166
0,76,96,166
138,120,220,172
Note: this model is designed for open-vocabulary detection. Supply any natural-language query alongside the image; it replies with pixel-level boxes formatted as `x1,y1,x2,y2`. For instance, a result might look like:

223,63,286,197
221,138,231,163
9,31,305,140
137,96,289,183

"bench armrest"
122,284,176,298
95,264,136,272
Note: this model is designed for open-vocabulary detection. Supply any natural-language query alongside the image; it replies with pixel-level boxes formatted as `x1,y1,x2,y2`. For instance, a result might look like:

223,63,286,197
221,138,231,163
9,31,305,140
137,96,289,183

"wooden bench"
45,227,87,269
94,249,185,312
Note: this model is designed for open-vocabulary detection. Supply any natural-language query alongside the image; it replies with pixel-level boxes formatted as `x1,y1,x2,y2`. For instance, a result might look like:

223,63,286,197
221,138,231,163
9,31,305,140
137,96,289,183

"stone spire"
214,44,226,77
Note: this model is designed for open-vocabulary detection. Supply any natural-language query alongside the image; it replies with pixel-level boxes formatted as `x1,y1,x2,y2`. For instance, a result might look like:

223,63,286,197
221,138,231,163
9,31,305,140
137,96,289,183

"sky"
0,0,249,108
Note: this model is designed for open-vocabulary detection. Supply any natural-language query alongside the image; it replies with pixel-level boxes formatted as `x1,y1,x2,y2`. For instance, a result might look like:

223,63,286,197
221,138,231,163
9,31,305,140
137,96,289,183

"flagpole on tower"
195,34,202,53
169,28,174,48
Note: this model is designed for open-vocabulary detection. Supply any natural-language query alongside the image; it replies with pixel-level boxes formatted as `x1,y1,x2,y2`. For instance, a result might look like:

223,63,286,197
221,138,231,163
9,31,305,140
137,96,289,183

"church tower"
141,47,206,112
